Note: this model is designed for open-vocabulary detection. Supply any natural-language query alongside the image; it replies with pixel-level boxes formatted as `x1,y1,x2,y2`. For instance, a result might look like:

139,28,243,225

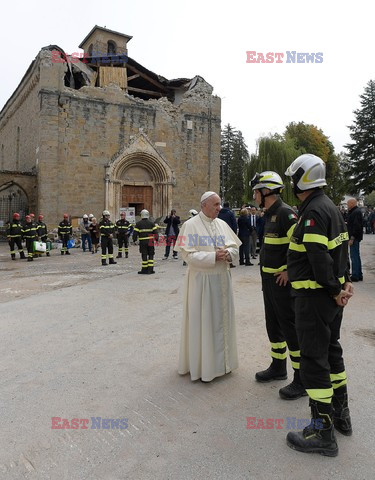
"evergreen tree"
345,80,375,194
226,131,249,207
220,124,236,201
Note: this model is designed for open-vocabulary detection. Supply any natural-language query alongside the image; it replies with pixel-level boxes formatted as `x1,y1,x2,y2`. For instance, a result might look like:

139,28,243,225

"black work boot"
148,267,155,274
255,359,287,383
286,400,338,457
11,254,16,260
109,258,117,265
46,252,50,257
27,256,33,262
20,251,26,259
102,259,108,266
116,252,122,258
332,386,352,436
125,252,128,258
61,250,65,255
65,251,71,255
138,268,148,274
279,370,307,400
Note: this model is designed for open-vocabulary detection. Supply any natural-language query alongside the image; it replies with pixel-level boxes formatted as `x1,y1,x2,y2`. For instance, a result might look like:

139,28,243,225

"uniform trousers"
262,278,300,368
9,237,24,257
295,295,346,403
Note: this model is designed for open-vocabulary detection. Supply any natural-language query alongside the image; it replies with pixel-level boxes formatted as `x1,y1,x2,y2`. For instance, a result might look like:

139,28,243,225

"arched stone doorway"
0,182,29,224
106,133,175,219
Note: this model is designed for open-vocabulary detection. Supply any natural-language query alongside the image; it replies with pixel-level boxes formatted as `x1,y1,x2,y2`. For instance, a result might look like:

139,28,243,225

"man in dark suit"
218,202,238,268
248,206,259,259
347,198,363,281
163,209,180,259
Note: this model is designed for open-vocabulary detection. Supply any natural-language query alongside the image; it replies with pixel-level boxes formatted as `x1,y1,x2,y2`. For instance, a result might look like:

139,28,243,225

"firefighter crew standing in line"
7,213,26,260
116,212,132,258
36,214,50,256
251,171,306,400
132,209,158,274
22,215,37,261
284,154,353,457
99,210,117,266
58,214,72,255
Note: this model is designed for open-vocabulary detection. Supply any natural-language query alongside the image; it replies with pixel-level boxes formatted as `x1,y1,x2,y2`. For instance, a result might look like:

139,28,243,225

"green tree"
244,135,301,206
364,191,375,207
220,126,249,207
220,124,236,201
345,79,375,194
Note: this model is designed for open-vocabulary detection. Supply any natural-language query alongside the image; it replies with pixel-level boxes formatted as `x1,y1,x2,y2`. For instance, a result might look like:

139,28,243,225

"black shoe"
46,252,50,256
332,388,352,436
245,262,253,266
125,254,128,258
230,263,236,268
61,251,65,255
255,363,287,383
138,270,148,274
20,253,26,259
109,260,117,264
65,251,71,255
116,254,122,258
102,261,108,266
286,400,338,457
239,262,244,265
27,257,33,262
11,255,16,260
279,381,307,400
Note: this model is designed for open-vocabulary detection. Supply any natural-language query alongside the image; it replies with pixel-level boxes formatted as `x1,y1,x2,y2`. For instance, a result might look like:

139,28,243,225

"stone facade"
0,27,221,226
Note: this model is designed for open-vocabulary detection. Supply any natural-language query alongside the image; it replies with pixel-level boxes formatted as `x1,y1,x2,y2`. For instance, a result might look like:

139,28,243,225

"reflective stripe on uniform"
330,371,347,389
306,387,333,403
262,265,287,274
291,277,345,290
264,236,289,245
289,241,307,252
271,351,287,360
271,341,287,349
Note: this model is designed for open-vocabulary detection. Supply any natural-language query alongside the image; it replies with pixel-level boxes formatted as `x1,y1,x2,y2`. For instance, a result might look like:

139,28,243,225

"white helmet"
189,209,198,217
250,171,284,191
141,209,149,219
88,214,94,219
83,214,88,219
285,154,327,192
102,210,110,216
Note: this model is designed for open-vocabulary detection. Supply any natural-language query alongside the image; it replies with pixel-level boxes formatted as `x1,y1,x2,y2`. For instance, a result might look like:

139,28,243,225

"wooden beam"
127,74,140,81
127,86,163,97
126,63,168,92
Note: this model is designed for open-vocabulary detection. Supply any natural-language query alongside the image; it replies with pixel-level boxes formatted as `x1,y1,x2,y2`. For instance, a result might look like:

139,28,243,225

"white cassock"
174,211,242,382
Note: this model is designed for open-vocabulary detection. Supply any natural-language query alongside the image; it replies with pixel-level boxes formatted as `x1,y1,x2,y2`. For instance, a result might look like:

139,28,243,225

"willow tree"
244,135,301,206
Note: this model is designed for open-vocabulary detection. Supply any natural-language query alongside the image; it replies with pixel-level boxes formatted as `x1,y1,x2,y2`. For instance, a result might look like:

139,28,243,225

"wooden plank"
128,87,163,97
126,63,168,92
127,74,140,81
98,67,127,88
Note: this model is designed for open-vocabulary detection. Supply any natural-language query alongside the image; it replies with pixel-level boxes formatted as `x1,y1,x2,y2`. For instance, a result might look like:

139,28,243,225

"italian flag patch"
288,213,297,220
305,219,315,227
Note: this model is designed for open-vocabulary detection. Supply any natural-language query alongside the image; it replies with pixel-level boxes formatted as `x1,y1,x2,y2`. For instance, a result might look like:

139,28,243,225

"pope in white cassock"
174,192,242,382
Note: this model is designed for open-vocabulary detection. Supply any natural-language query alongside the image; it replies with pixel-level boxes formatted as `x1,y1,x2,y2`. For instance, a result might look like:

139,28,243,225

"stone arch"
0,181,29,223
106,133,175,219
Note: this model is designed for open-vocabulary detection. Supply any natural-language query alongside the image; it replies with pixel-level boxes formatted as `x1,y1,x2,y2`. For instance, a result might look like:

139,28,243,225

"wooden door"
122,186,152,214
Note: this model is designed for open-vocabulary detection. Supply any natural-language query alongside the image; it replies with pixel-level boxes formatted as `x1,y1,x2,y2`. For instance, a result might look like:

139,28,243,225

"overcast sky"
1,0,374,155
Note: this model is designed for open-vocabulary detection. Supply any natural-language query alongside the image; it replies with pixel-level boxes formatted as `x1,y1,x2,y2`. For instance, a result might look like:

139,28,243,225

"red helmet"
13,212,20,220
63,213,69,218
30,213,35,217
38,214,44,221
25,215,31,221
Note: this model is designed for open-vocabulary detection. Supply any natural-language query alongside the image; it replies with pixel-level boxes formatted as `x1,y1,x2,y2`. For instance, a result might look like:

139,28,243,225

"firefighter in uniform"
99,210,117,265
133,209,158,274
58,214,73,255
6,213,26,260
251,172,306,400
285,154,353,457
116,212,132,258
22,215,37,261
36,214,50,256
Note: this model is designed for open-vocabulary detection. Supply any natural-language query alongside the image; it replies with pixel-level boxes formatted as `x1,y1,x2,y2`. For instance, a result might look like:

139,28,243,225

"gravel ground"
0,236,374,479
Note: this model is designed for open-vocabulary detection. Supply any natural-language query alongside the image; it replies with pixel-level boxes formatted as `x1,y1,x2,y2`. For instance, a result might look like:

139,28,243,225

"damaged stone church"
0,26,221,225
